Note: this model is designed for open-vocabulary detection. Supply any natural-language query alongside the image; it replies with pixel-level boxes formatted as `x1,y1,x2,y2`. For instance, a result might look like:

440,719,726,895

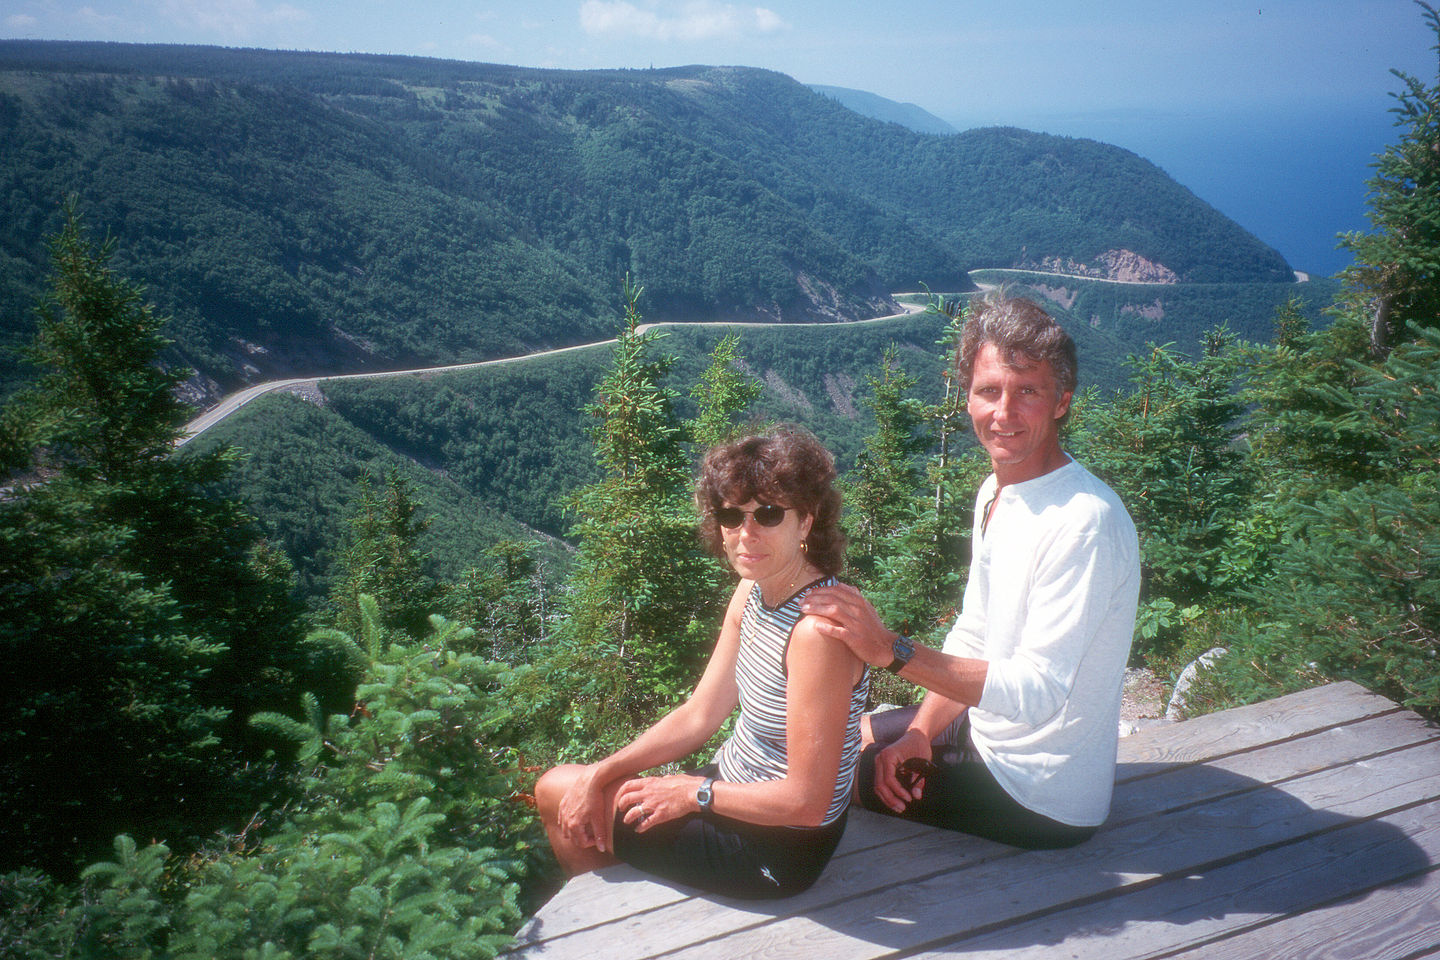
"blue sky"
4,1,1433,273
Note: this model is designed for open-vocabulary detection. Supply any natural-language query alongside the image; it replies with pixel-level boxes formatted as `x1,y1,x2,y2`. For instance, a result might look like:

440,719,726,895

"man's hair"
957,295,1078,400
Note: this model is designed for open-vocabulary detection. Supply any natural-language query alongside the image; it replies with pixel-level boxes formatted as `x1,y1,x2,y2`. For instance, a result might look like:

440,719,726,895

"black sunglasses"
715,504,788,528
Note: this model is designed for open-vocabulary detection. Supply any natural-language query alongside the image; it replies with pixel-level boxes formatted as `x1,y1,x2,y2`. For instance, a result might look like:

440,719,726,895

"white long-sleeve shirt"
942,458,1140,827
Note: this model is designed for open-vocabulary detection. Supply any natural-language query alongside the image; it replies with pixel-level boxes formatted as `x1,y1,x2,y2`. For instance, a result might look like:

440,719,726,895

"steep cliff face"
1025,249,1181,284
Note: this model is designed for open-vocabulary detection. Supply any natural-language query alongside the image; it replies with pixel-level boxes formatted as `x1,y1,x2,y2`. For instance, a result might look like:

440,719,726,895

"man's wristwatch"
886,635,916,673
696,776,716,813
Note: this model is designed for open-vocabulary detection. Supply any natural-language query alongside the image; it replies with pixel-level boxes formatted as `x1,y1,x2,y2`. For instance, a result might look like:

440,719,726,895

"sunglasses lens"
715,507,744,528
714,505,788,528
754,505,787,527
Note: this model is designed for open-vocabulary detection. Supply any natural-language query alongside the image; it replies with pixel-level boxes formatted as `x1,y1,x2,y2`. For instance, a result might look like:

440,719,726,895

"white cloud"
752,7,783,32
76,6,126,29
579,1,787,42
466,32,506,53
5,13,40,30
152,0,311,41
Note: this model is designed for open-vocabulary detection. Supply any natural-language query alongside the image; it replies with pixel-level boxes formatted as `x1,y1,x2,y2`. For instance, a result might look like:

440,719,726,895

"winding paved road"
176,298,932,446
180,260,1284,447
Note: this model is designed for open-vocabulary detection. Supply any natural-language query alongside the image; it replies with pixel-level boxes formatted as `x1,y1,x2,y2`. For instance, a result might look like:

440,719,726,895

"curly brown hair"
695,424,846,576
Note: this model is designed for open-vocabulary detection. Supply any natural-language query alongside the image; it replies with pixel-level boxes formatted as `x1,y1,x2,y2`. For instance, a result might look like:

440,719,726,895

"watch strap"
886,635,915,673
696,776,716,813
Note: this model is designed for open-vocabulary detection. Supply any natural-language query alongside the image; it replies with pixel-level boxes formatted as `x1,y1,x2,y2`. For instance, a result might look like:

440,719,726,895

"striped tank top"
714,576,871,826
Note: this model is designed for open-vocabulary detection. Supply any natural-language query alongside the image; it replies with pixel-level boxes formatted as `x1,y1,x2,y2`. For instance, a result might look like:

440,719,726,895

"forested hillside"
189,275,1335,608
0,41,1293,401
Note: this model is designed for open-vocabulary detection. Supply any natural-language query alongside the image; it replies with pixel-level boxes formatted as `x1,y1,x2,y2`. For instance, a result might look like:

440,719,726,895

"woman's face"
718,498,814,585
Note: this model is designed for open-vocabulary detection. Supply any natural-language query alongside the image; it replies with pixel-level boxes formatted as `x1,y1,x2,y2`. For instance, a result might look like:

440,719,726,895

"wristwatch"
696,776,716,813
886,635,916,673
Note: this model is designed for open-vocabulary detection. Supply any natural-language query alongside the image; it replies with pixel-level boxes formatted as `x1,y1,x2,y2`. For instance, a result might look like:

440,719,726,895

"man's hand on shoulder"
800,584,897,668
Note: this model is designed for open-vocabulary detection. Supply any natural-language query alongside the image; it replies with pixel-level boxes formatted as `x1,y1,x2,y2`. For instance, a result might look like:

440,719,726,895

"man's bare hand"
800,584,896,667
872,729,933,813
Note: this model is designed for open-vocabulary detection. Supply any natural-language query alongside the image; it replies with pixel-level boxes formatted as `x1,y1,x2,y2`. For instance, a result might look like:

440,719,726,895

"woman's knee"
535,764,581,820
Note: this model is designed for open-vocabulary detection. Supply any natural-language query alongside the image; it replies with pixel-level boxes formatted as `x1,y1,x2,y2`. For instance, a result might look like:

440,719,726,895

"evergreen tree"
1071,332,1251,655
0,205,313,875
447,539,548,664
6,601,541,960
843,344,929,583
329,470,443,641
13,202,190,478
1195,7,1440,718
688,331,763,449
1340,0,1440,354
859,306,985,650
553,282,728,744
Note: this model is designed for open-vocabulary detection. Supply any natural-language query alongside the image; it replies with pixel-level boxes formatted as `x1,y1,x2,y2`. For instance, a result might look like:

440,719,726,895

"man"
802,296,1139,849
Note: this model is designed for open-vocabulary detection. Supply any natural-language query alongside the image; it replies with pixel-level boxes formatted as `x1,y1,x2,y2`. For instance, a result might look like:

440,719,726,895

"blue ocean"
951,104,1400,279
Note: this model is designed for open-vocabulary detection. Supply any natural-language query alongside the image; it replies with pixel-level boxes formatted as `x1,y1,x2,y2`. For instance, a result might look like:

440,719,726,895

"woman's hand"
557,764,615,853
615,775,702,833
871,728,934,814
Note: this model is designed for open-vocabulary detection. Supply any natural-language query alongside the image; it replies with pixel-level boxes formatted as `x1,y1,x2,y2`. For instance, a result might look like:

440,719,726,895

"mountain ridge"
0,41,1293,404
807,83,959,135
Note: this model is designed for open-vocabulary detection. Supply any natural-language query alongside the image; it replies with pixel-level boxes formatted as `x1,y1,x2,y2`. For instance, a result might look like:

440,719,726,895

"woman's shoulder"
727,578,759,615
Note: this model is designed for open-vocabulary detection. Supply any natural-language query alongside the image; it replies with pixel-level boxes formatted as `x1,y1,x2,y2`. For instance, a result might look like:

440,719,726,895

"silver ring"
638,805,649,820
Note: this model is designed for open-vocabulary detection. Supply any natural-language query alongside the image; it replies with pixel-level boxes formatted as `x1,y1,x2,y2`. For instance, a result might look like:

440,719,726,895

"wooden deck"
511,681,1440,959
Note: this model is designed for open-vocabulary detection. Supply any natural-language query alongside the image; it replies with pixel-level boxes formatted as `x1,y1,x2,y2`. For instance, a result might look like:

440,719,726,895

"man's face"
967,342,1073,484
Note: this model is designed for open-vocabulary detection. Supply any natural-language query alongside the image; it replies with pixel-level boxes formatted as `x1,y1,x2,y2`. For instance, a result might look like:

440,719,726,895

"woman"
535,425,869,899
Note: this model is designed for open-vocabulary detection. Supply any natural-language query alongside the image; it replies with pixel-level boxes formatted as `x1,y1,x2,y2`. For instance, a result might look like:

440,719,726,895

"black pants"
857,708,1097,850
612,766,847,899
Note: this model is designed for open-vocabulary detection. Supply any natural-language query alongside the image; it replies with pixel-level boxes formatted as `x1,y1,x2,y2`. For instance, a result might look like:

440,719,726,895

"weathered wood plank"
904,798,1440,959
1162,865,1440,960
510,865,692,945
1116,681,1400,769
1109,708,1439,825
650,739,1440,960
511,803,944,946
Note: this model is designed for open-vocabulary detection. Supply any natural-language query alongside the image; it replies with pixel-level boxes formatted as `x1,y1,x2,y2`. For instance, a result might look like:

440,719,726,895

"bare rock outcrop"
1023,249,1179,284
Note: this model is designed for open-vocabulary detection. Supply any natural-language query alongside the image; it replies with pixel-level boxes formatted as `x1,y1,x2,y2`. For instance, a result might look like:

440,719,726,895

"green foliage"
445,540,550,664
0,600,540,960
1070,331,1252,658
1175,11,1440,717
842,301,986,707
0,209,312,877
688,331,764,448
328,470,443,640
186,391,563,605
11,200,189,474
260,606,542,860
969,269,1340,387
1219,327,1440,714
843,345,929,581
169,797,518,960
1340,1,1440,354
9,32,1440,948
550,284,730,750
